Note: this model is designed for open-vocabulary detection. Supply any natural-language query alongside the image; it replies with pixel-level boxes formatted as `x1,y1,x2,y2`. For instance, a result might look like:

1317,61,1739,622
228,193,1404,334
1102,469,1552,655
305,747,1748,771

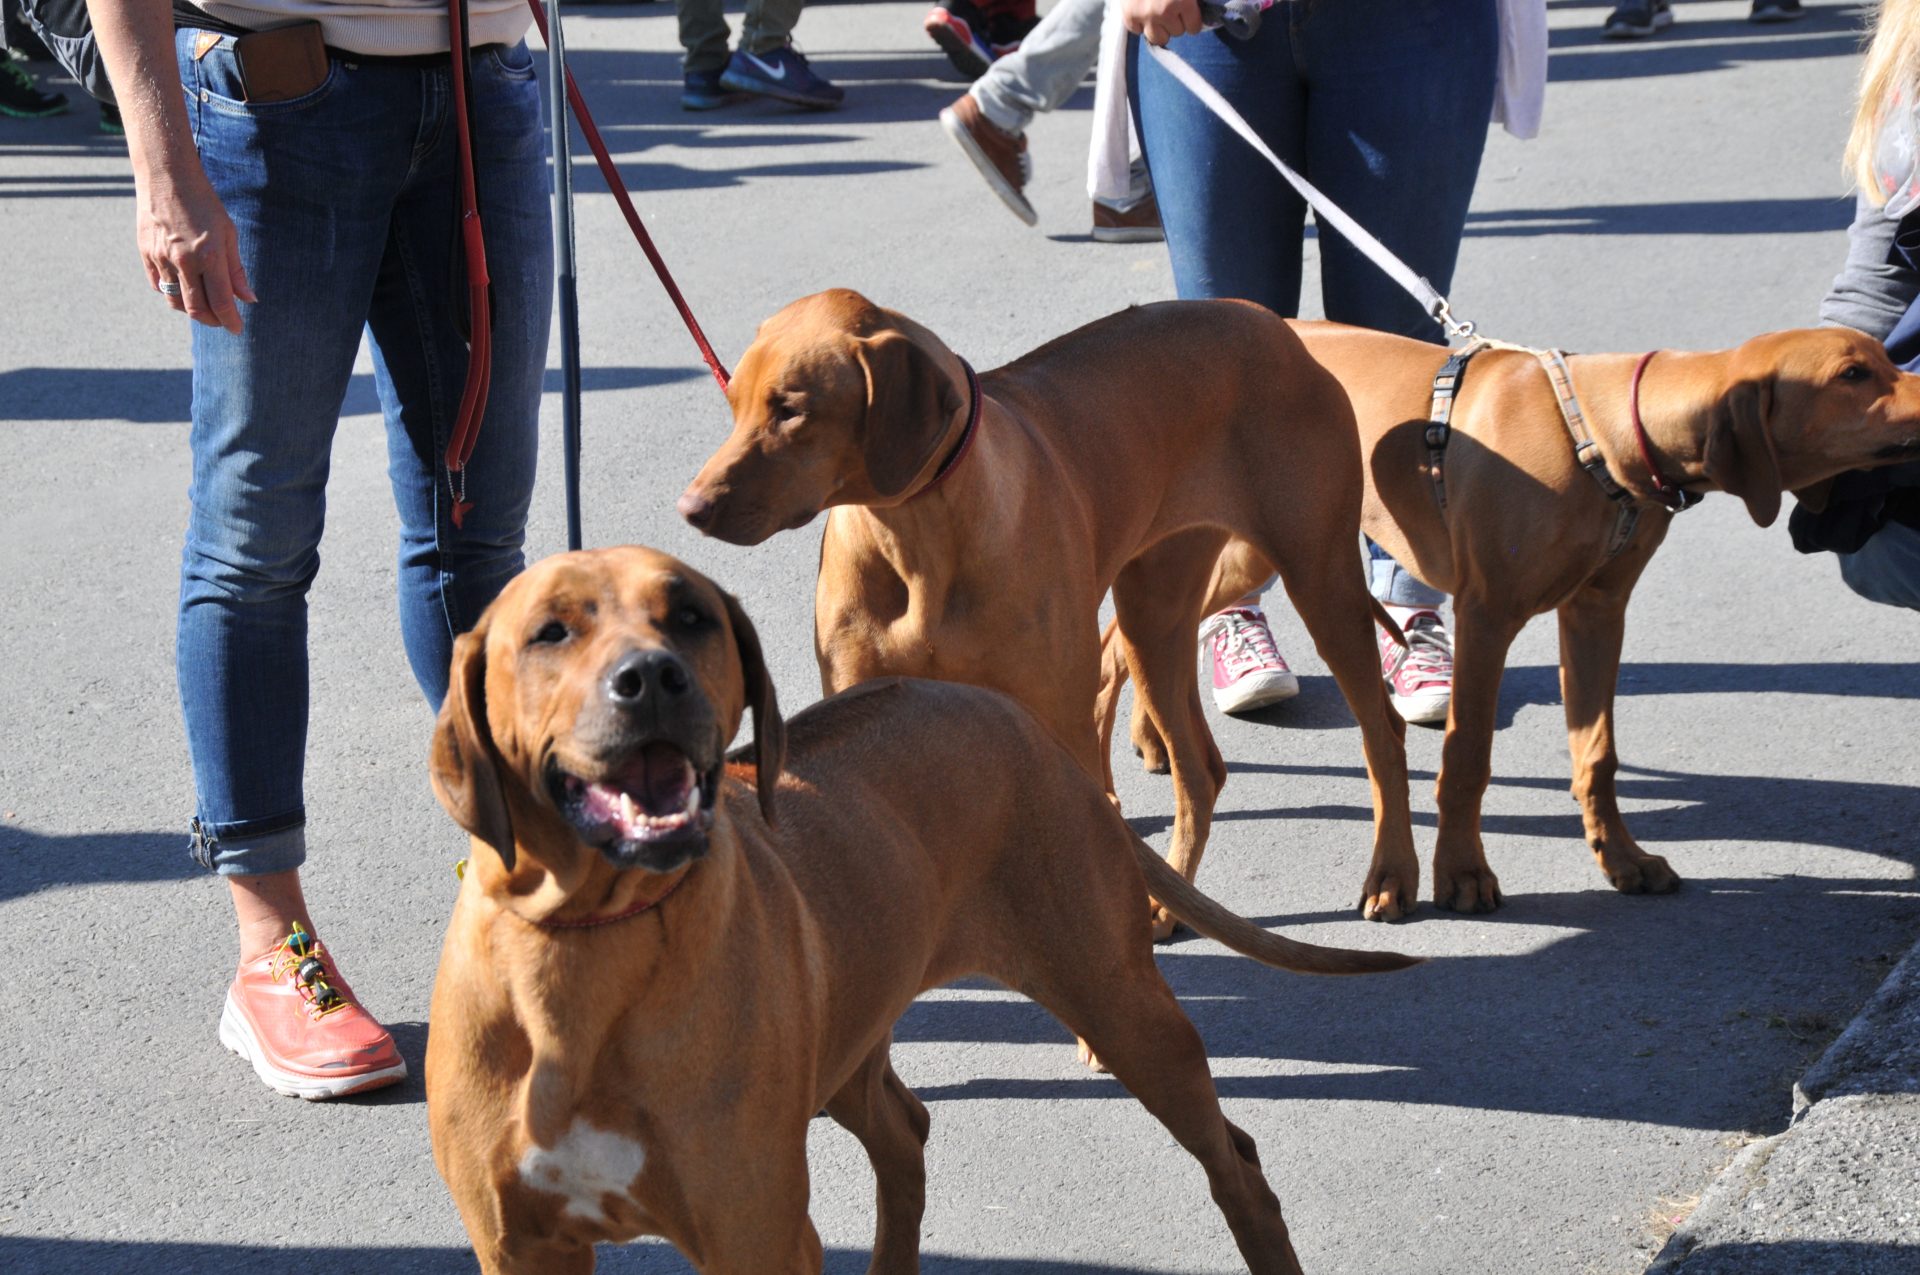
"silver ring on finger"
157,280,183,298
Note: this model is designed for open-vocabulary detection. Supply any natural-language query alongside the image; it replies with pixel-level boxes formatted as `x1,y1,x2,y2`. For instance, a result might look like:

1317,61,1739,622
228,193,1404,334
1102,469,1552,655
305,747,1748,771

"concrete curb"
1646,938,1920,1274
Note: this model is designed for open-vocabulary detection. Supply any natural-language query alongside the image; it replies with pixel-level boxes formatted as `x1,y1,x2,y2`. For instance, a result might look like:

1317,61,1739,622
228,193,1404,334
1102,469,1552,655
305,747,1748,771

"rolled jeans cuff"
1366,541,1446,609
190,813,307,877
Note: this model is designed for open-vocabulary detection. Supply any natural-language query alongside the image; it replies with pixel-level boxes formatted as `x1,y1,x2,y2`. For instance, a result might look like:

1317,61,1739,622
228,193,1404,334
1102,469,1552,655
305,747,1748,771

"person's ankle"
236,915,314,966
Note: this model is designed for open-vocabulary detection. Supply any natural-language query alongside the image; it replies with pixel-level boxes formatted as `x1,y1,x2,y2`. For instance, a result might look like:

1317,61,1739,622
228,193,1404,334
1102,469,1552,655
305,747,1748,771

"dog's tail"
1372,597,1407,651
1129,837,1420,975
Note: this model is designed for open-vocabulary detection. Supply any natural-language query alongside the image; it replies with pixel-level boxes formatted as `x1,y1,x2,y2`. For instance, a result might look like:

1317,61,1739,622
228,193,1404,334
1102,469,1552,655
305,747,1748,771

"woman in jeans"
1111,0,1542,725
92,0,551,1097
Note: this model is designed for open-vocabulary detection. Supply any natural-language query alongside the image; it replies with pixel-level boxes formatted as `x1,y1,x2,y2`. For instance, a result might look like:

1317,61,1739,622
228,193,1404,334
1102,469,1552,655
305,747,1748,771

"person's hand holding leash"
1122,0,1204,46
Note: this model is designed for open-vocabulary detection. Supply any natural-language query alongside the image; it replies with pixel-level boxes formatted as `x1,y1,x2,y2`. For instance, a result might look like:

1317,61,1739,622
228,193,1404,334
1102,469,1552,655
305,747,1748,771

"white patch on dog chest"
517,1119,647,1223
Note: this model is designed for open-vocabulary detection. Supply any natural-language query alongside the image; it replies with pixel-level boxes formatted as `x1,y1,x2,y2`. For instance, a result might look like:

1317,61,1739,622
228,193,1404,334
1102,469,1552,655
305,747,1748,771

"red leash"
524,0,732,393
445,0,492,529
442,0,734,529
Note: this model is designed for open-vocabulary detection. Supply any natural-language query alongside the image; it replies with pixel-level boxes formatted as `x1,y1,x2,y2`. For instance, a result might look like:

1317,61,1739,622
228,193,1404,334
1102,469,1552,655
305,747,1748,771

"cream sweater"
185,0,534,58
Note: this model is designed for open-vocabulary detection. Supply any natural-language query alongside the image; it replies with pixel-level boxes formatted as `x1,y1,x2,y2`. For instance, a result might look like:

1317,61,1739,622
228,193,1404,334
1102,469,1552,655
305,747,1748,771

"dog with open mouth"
424,546,1418,1275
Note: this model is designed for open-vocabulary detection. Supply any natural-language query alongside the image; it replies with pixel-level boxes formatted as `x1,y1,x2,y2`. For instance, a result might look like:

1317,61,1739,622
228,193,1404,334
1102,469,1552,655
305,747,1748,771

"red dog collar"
913,358,982,500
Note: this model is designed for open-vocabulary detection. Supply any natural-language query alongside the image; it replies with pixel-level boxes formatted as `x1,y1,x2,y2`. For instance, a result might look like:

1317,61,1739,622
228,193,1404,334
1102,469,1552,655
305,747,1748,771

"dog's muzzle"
548,742,720,871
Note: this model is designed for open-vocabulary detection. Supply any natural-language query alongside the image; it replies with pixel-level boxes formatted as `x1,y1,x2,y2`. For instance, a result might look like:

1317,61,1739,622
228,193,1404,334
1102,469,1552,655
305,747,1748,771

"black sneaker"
681,68,746,111
1602,0,1674,38
0,50,67,119
718,44,844,109
986,9,1040,59
98,102,124,136
1750,0,1804,22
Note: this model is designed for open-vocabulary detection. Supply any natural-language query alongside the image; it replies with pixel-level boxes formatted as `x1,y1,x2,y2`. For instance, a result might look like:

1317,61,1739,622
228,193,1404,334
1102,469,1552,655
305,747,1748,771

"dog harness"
1423,343,1700,562
1533,349,1645,559
1424,338,1490,512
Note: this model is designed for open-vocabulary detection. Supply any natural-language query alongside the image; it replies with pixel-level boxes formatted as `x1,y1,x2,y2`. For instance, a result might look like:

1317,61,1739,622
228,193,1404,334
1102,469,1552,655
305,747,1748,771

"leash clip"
1430,295,1476,342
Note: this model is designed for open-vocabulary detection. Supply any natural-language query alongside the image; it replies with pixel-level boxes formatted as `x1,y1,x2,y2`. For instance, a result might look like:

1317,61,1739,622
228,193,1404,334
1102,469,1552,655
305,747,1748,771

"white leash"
1143,39,1478,342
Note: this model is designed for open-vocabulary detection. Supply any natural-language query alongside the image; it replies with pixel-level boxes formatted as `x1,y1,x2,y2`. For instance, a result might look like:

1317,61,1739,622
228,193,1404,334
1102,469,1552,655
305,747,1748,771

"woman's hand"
89,0,256,334
1121,0,1204,46
135,164,256,334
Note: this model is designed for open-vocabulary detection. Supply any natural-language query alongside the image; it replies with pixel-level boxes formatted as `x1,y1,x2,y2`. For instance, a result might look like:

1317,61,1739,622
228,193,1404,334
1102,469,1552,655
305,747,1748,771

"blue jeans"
176,31,552,877
1839,521,1920,611
1130,0,1498,609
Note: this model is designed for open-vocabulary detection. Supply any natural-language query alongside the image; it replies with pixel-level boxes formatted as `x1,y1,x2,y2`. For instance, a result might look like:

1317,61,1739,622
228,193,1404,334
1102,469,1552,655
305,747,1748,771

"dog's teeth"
683,785,701,816
619,792,639,827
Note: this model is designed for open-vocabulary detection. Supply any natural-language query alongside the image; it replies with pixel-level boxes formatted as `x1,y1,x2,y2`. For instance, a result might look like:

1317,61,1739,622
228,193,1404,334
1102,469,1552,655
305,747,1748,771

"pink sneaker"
1201,605,1299,713
1379,607,1452,725
218,923,408,1100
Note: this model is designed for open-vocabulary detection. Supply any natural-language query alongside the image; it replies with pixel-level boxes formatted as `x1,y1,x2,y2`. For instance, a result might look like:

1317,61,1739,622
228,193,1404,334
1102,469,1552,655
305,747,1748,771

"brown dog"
1099,323,1920,917
677,289,1416,937
424,546,1416,1274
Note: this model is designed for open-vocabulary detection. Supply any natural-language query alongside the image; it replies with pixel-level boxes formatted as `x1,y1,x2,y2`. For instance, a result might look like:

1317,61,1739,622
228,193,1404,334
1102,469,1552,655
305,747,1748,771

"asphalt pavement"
4,1,1918,1272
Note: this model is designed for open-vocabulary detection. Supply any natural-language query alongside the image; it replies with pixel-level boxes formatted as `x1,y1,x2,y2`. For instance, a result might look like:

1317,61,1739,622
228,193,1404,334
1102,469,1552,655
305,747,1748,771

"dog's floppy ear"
856,331,964,499
1704,376,1783,527
430,622,516,871
1792,477,1836,513
722,590,786,827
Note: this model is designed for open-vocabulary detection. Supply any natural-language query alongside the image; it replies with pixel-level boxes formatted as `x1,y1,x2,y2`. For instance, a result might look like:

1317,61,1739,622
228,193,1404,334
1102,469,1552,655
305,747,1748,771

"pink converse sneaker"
219,923,407,1100
1201,605,1299,714
1379,607,1452,725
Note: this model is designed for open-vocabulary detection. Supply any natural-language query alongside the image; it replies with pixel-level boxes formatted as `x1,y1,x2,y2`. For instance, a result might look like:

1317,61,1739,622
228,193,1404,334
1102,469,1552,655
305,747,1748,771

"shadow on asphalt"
1647,1239,1920,1274
1464,197,1853,236
0,1237,1185,1274
1547,8,1869,81
0,826,197,904
899,865,1920,1135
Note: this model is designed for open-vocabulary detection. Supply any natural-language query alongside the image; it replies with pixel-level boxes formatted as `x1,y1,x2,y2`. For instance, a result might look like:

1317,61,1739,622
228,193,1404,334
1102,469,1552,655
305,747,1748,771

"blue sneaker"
682,68,746,111
718,44,844,109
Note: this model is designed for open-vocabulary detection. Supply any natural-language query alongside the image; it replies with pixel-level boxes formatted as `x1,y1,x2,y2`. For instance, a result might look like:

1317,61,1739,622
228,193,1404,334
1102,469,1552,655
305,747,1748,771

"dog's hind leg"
1558,567,1679,897
1271,541,1418,921
1113,552,1231,941
1032,955,1303,1275
825,1037,931,1275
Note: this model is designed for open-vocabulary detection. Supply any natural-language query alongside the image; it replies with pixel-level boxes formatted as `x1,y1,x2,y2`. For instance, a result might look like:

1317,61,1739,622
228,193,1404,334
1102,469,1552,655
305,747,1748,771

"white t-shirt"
186,0,534,58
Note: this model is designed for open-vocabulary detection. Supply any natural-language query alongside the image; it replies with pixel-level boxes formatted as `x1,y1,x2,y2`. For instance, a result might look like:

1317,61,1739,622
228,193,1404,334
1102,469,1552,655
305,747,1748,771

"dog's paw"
1432,862,1503,914
1359,876,1416,922
1604,852,1680,895
1148,902,1182,943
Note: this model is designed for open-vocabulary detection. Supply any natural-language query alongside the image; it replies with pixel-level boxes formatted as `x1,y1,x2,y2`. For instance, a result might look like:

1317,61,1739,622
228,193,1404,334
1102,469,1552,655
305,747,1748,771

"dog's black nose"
606,649,693,706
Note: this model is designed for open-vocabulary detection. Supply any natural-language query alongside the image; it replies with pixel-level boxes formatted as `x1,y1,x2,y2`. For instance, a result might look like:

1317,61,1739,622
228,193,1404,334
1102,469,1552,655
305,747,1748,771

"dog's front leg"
825,1038,931,1274
1430,600,1523,913
1557,580,1680,896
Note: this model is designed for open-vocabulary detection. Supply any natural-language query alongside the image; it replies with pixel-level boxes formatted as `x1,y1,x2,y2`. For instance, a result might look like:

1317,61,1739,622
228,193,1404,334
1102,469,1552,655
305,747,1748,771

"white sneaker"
1379,606,1452,725
1201,605,1300,714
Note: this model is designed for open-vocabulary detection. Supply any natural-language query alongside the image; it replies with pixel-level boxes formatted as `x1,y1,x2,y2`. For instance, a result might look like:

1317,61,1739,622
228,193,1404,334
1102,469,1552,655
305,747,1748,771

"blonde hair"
1849,0,1920,202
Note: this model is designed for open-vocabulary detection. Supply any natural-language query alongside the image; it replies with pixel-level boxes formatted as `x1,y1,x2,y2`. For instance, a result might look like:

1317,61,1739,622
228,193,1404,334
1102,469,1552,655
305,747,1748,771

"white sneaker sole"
940,106,1038,227
219,990,408,1101
1389,683,1450,726
1091,222,1165,245
1213,669,1300,715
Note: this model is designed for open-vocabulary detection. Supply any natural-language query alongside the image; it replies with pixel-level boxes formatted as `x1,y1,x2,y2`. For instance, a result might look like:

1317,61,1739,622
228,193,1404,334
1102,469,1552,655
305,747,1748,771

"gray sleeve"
1819,190,1918,340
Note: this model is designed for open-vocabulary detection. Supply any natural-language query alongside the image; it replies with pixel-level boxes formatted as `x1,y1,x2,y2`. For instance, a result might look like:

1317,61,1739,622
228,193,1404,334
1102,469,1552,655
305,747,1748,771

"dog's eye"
1839,364,1872,383
673,605,709,630
530,620,570,646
